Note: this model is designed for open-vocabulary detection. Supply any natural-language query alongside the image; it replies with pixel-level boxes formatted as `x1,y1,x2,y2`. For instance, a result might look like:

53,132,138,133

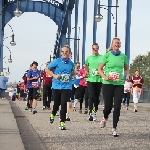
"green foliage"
130,52,150,88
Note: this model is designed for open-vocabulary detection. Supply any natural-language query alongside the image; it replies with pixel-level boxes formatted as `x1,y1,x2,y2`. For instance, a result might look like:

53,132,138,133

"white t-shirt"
124,81,132,93
9,87,16,96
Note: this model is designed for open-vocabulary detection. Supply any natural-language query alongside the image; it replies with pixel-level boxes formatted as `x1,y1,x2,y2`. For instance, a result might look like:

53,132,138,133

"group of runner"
21,37,144,137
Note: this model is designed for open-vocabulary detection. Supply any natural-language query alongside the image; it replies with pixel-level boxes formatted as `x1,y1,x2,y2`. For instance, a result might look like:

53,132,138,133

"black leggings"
70,85,80,100
79,85,88,109
52,89,71,122
87,82,102,113
123,92,130,107
43,83,52,107
102,84,124,129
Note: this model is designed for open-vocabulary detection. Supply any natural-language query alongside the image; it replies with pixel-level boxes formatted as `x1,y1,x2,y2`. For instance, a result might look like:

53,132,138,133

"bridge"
0,0,132,72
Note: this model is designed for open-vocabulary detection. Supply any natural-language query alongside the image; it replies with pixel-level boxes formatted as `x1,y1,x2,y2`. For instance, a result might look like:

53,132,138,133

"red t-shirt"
40,69,52,85
79,69,88,86
131,76,144,88
20,83,24,91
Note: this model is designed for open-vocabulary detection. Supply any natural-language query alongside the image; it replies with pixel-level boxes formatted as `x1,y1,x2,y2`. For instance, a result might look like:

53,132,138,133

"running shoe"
84,109,88,114
79,109,82,114
134,109,138,112
33,109,37,114
25,107,28,110
59,122,66,130
112,128,119,137
66,116,70,121
92,114,97,121
73,107,76,111
56,111,59,116
42,106,46,110
126,107,129,110
89,115,93,121
100,118,107,128
50,114,55,124
47,107,51,110
29,108,32,112
89,114,97,121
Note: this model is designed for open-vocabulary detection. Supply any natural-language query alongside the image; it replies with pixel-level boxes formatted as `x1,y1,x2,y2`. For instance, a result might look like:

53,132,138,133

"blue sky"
3,0,150,82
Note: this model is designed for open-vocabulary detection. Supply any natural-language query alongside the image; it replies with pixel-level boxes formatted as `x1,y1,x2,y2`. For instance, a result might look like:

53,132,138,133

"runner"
19,82,25,101
98,37,130,137
79,63,89,114
122,76,132,110
27,61,40,114
72,62,81,111
46,45,74,130
17,81,21,100
85,43,103,121
130,70,144,112
41,61,52,110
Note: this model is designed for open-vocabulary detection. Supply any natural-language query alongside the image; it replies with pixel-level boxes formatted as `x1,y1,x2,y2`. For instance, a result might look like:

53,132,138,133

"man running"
85,43,103,121
130,70,144,112
45,45,74,130
27,61,40,114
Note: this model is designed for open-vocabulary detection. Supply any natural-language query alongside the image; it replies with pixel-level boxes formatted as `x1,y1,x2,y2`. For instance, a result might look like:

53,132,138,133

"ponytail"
106,47,112,53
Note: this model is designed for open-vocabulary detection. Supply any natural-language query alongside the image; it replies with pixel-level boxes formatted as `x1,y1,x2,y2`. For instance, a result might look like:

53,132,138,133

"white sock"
74,99,78,107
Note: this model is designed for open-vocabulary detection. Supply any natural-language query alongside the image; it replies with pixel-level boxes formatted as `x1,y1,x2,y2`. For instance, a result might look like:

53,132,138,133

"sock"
74,99,78,107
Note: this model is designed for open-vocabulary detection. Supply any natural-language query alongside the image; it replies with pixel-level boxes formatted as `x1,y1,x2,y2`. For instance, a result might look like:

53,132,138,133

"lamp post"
40,64,43,71
5,46,12,63
95,0,119,37
50,54,56,62
67,27,80,62
3,24,16,46
14,0,23,17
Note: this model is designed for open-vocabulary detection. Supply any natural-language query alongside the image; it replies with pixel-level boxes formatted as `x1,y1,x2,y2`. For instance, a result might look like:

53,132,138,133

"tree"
130,52,150,88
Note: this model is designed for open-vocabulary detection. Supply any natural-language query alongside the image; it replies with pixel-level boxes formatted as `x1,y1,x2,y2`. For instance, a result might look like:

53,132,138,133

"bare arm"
45,67,60,79
124,65,130,79
98,63,108,80
84,64,89,72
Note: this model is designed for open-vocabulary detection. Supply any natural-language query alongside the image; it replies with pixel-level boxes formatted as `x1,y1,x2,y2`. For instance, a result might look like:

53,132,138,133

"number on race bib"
108,72,120,81
60,74,70,82
92,69,99,76
32,82,38,88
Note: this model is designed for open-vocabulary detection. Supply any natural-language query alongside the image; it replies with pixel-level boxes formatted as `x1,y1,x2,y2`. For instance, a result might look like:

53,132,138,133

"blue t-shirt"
27,69,40,88
48,58,74,90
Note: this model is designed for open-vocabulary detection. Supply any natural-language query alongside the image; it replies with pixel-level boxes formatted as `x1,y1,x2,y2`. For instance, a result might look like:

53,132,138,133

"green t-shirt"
101,51,128,85
85,54,102,82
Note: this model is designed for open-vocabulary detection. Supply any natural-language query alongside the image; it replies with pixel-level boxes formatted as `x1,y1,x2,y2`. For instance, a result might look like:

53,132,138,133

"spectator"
0,72,8,99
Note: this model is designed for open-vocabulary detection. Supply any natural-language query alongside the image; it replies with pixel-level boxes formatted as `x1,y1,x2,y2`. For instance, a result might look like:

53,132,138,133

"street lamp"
14,0,23,17
95,0,103,22
95,0,119,37
5,46,12,63
3,24,16,46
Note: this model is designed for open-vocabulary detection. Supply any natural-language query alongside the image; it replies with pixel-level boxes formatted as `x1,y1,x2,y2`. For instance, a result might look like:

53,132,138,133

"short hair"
75,62,80,65
61,45,71,53
92,43,99,46
32,61,38,66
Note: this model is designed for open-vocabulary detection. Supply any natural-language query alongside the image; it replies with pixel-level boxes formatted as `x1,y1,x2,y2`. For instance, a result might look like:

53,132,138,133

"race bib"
32,82,38,88
92,69,99,76
60,74,70,82
108,72,120,81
